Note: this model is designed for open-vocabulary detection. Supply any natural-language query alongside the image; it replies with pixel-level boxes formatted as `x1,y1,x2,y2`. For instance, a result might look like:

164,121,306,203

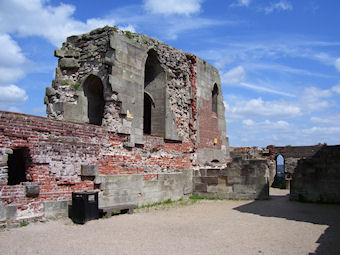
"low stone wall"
290,145,340,203
193,157,270,200
95,171,192,207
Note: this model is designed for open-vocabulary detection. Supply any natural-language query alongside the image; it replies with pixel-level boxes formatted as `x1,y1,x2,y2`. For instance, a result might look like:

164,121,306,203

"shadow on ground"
233,192,340,255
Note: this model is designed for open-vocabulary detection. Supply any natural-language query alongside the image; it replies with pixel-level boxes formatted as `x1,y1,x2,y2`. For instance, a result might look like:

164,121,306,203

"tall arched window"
212,83,218,114
143,49,166,136
83,75,105,126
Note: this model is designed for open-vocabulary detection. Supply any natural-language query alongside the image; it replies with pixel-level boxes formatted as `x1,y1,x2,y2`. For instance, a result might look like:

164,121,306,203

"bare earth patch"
1,189,339,255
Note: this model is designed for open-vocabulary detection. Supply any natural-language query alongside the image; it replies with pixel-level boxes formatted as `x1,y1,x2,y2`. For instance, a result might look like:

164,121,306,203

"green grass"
125,30,134,39
62,79,71,85
19,221,28,227
136,197,197,212
189,195,219,200
72,82,80,91
138,198,173,209
111,210,121,216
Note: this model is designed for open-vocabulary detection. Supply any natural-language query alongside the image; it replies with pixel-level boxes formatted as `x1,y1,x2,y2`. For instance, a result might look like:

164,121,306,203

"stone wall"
290,145,340,203
193,155,270,200
0,111,193,226
45,26,229,165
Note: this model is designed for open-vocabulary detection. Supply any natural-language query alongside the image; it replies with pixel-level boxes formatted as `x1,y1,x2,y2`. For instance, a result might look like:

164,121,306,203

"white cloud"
106,5,225,41
335,58,340,72
243,119,255,126
231,0,252,7
300,87,332,112
311,115,340,125
0,0,120,47
244,119,289,129
0,34,26,67
0,34,27,83
144,0,203,16
331,84,340,94
264,1,293,14
227,97,302,119
222,66,246,84
0,85,28,105
302,126,340,135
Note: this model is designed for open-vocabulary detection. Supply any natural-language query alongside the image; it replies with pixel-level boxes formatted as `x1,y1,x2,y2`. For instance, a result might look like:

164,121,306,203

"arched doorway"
83,75,105,126
272,154,286,189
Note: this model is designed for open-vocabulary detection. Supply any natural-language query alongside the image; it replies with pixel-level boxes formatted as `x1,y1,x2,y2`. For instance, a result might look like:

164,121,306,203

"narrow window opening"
7,147,30,185
143,93,152,134
212,83,218,114
83,75,105,126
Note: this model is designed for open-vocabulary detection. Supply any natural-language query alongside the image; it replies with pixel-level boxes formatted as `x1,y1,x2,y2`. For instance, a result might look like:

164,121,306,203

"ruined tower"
45,26,230,164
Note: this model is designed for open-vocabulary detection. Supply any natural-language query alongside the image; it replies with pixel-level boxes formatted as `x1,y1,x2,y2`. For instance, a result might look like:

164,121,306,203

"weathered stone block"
5,205,17,220
206,169,220,177
0,203,5,221
226,176,244,185
200,177,218,186
59,58,79,69
194,183,207,192
44,200,71,218
207,184,232,193
25,184,40,198
199,169,207,176
45,87,56,97
81,165,98,176
233,184,256,194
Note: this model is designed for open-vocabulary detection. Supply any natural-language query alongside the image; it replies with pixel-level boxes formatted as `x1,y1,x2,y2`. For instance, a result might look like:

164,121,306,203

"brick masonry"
0,111,194,225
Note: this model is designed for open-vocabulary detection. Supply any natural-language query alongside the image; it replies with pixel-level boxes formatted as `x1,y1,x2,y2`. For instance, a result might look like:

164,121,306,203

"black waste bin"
71,191,99,224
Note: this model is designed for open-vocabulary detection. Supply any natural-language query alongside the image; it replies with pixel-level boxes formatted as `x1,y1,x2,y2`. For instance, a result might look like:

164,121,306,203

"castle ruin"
0,27,339,226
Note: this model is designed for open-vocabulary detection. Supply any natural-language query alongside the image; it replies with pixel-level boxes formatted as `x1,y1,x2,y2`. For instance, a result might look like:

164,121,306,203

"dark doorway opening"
7,147,30,185
143,93,152,134
83,75,105,126
212,83,218,114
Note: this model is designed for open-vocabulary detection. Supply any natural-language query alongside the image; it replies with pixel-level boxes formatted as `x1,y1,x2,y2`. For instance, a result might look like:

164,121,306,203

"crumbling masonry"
1,27,239,225
2,27,337,227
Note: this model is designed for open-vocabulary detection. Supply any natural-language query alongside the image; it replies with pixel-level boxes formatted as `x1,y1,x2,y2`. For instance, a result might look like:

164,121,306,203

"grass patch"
19,221,28,227
189,195,219,200
111,210,121,216
138,198,173,209
136,198,197,212
72,82,80,91
125,30,134,39
62,79,71,85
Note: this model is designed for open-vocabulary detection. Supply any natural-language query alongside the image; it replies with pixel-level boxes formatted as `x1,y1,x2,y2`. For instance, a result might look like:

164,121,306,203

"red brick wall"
197,98,222,149
0,111,193,222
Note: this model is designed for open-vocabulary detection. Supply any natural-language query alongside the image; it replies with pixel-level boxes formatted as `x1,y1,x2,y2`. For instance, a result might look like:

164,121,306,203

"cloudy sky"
1,0,340,147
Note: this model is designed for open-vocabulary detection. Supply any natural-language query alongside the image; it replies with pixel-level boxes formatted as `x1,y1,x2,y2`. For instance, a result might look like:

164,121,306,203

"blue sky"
1,0,340,147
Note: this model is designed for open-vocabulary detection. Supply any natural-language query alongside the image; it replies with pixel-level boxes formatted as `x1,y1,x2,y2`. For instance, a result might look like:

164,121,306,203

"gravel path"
1,189,339,255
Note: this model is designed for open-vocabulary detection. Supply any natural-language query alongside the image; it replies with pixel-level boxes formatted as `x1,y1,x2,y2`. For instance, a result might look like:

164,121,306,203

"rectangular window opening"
7,147,31,185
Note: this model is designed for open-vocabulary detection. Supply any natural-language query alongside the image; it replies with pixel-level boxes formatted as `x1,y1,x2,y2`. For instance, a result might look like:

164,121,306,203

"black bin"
71,191,99,224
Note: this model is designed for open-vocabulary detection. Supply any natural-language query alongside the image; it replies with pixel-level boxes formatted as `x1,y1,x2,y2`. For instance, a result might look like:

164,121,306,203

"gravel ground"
1,189,339,255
